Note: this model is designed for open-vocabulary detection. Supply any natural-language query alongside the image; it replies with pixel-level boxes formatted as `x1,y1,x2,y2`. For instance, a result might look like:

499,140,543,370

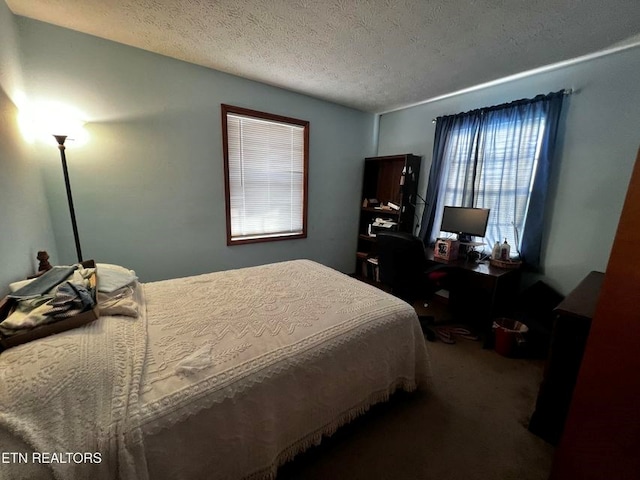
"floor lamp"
53,134,83,263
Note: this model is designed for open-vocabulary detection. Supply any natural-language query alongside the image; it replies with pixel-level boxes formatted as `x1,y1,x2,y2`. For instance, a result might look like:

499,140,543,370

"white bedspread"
0,260,430,480
139,260,430,479
0,285,148,480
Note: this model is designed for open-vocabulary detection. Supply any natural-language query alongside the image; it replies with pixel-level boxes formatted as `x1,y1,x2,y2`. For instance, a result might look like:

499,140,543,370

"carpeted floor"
277,330,554,479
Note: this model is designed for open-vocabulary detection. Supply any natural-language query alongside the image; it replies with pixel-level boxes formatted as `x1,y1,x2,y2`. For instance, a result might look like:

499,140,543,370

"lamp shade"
18,100,87,145
45,116,85,138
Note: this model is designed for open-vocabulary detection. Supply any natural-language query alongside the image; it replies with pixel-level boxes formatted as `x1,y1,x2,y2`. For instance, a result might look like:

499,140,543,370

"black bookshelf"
355,154,421,282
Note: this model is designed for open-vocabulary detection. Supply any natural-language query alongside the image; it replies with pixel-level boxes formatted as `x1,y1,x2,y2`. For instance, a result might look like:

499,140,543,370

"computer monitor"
440,206,490,243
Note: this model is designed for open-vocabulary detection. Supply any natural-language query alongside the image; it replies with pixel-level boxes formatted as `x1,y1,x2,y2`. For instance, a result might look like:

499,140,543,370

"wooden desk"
426,250,521,337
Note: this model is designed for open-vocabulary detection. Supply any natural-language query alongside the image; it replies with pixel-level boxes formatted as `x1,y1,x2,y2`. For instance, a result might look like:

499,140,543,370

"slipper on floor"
457,332,479,341
447,327,479,341
435,328,455,344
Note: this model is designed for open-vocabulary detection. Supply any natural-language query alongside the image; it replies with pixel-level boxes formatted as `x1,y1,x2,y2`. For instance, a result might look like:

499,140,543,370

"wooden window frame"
221,104,309,246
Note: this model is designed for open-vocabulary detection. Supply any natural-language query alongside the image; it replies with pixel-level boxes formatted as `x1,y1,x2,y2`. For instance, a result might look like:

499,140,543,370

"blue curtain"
520,91,564,266
419,91,564,267
418,114,480,241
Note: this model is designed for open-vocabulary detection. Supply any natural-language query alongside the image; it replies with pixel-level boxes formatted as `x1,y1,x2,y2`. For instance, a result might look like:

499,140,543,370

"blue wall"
5,5,638,294
0,2,57,295
377,46,640,294
15,17,376,282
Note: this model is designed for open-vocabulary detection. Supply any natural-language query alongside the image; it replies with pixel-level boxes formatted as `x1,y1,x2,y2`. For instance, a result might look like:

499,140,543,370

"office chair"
376,231,453,341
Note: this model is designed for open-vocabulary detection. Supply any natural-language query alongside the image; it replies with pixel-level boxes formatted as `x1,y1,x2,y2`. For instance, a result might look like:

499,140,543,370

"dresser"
528,271,604,444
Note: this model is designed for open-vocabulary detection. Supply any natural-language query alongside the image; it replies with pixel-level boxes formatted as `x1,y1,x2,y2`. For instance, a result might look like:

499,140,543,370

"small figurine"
37,251,53,273
28,251,54,278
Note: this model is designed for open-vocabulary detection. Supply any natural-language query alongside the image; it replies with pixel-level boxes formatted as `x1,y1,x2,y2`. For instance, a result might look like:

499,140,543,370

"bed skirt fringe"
245,377,418,480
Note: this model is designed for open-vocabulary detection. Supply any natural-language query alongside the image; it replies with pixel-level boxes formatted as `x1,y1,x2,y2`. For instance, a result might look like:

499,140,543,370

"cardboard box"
0,261,98,352
434,238,460,262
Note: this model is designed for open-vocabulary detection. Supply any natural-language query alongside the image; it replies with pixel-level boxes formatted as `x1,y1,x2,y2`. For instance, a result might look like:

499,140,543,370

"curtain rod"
431,88,574,123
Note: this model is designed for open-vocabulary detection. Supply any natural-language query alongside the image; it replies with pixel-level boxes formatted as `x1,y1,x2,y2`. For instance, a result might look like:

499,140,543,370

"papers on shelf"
373,201,400,211
368,217,398,236
372,218,397,228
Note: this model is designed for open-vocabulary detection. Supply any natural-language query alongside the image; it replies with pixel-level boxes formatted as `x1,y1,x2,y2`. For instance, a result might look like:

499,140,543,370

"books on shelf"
360,256,380,282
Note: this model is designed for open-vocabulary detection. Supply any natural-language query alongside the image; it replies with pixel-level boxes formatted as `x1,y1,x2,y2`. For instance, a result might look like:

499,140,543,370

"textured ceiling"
6,0,640,113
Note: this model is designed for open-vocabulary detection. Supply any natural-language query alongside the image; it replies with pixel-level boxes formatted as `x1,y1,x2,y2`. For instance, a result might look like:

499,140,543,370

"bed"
0,259,430,480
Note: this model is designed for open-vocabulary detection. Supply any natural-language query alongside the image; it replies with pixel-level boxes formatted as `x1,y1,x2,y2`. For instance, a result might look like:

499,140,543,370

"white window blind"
225,111,307,243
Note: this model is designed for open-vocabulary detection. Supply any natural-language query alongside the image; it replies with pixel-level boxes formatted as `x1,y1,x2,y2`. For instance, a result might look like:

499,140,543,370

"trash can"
492,318,529,357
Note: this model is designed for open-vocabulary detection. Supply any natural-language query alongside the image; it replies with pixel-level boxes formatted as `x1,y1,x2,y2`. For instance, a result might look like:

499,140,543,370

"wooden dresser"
528,270,604,444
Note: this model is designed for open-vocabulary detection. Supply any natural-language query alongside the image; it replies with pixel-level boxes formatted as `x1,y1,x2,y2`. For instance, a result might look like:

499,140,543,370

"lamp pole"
54,134,83,263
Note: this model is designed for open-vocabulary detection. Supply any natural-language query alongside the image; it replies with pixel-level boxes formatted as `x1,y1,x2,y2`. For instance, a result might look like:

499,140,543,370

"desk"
426,250,521,338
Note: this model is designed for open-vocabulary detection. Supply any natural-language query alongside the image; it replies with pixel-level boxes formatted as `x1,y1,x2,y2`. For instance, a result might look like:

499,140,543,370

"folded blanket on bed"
0,268,97,336
98,285,139,318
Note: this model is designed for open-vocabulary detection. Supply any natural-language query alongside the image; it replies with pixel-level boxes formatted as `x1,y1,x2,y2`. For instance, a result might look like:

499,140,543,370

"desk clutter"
489,239,523,269
367,216,398,236
433,236,523,269
434,238,485,262
489,258,523,269
434,238,460,261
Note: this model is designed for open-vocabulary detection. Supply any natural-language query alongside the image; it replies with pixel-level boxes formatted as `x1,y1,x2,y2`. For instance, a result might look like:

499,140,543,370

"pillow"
97,263,135,275
96,263,138,293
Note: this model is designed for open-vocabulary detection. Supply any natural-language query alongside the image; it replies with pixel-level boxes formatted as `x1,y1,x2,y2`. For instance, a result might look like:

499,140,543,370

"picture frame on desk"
434,238,460,262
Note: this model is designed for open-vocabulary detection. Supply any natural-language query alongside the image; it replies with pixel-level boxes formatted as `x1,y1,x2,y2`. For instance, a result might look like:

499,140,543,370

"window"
421,92,564,265
432,112,545,251
222,105,309,245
